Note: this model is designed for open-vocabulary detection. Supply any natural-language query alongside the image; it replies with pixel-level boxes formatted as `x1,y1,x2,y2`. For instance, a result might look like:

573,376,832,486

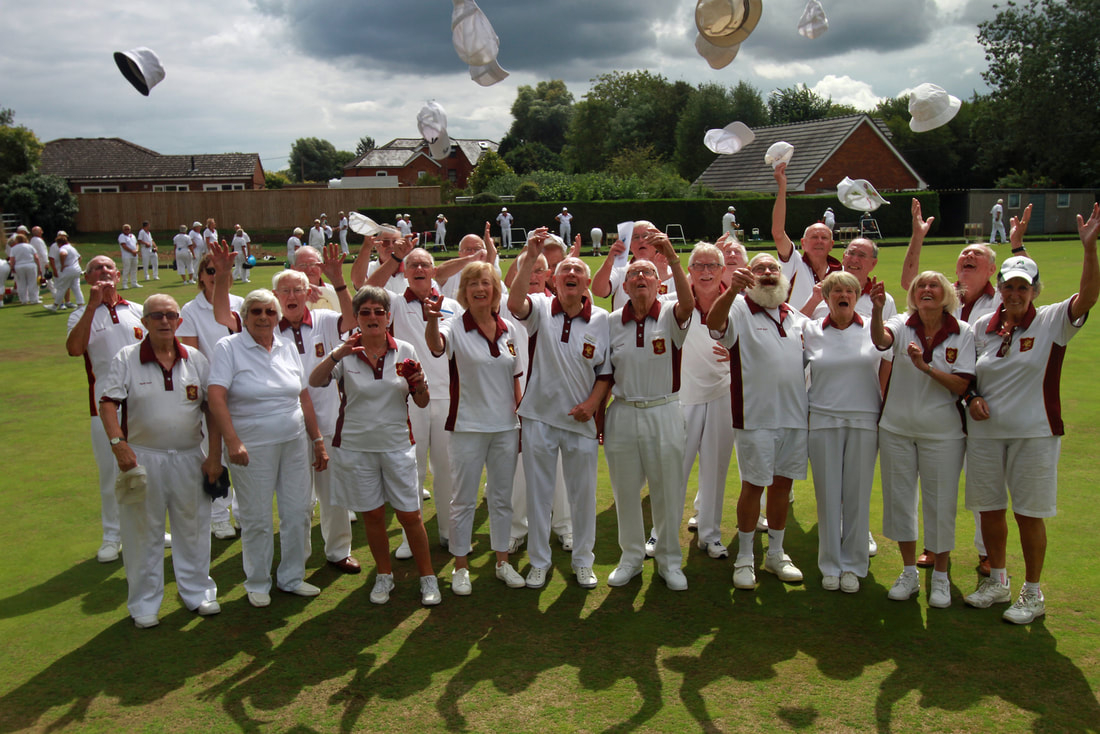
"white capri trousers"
604,399,687,572
314,433,353,561
879,427,964,553
14,264,39,303
521,418,596,569
808,425,877,577
510,454,572,542
681,398,736,546
965,436,1060,518
91,418,122,543
330,443,420,513
52,268,84,306
176,250,194,278
448,429,518,558
409,398,454,544
119,445,217,618
142,248,158,279
230,433,313,594
120,253,139,287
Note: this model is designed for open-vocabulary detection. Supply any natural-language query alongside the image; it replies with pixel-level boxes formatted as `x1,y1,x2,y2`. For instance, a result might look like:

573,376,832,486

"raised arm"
424,295,446,356
1008,203,1033,256
350,235,374,290
591,239,626,298
320,243,354,331
65,283,105,356
209,240,241,332
483,221,498,265
868,277,894,350
653,233,693,323
507,230,546,320
771,162,794,261
1071,202,1100,321
900,198,933,290
705,275,742,334
436,251,483,287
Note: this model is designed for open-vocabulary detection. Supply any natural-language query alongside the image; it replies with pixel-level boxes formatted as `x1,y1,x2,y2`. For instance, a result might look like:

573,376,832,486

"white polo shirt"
9,242,36,268
969,297,1086,439
609,298,690,402
118,232,138,257
190,230,206,261
286,236,301,261
711,294,808,430
68,300,145,416
29,236,48,268
607,263,677,312
202,228,218,251
957,281,1000,324
177,291,244,360
174,233,192,255
208,328,307,446
329,334,421,451
137,229,154,249
878,312,975,440
231,233,249,254
680,288,732,407
366,259,408,295
100,338,208,451
438,310,521,432
390,287,461,394
778,247,842,311
279,307,342,435
57,243,80,274
515,294,611,438
803,314,884,431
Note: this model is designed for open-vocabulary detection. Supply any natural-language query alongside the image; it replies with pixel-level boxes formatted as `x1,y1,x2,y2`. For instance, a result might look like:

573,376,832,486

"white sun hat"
694,34,740,69
908,83,962,132
797,0,829,39
417,101,452,160
704,121,755,155
764,141,795,168
451,0,509,86
348,212,382,237
113,47,165,96
696,0,764,47
837,177,890,212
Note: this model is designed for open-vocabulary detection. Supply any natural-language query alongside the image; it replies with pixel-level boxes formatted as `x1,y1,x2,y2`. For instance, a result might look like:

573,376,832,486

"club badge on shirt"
1020,337,1034,352
133,327,143,340
945,347,957,363
507,341,516,356
186,385,199,401
315,343,326,358
582,343,595,359
653,338,666,355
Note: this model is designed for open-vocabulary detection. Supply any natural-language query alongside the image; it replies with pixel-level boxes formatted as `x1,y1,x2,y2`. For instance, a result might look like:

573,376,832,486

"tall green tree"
0,106,43,182
767,84,833,124
501,80,574,158
976,0,1100,186
673,82,768,181
288,137,353,182
465,150,513,194
354,136,376,157
0,173,77,234
562,98,614,173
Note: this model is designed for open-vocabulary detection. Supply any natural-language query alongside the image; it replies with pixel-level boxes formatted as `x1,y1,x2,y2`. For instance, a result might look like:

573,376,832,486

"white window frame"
203,183,245,191
79,185,120,193
1007,193,1021,209
1056,193,1071,208
153,184,189,192
375,171,389,177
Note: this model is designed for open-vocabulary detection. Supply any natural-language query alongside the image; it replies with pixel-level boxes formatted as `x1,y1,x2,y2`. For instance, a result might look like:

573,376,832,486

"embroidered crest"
582,343,595,359
507,341,516,356
653,338,666,355
186,385,199,401
945,347,957,364
1020,337,1035,352
315,343,325,358
658,284,668,295
133,327,143,340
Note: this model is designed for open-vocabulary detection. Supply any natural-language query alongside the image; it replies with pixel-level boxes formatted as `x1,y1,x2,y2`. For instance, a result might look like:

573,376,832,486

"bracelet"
1011,246,1026,254
391,255,403,263
334,284,347,292
312,437,324,444
329,350,341,364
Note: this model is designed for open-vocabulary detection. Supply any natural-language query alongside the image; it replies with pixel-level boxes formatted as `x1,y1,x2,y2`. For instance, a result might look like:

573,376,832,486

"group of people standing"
4,224,85,310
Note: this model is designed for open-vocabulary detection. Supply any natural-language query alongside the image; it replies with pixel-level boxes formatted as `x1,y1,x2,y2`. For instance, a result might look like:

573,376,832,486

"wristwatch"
109,436,124,446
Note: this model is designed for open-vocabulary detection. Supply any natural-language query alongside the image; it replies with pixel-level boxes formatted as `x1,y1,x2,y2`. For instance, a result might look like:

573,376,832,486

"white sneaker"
420,576,442,606
525,566,549,589
495,561,525,588
644,535,658,558
247,591,271,608
282,581,321,597
558,533,574,551
687,515,698,531
733,562,756,590
507,536,525,554
607,564,642,586
1003,588,1045,624
965,577,1011,608
97,540,121,563
755,513,769,533
840,571,860,594
822,575,840,591
211,521,236,540
763,552,803,583
197,600,221,616
163,533,172,549
452,568,472,596
421,487,431,500
929,577,952,608
370,574,395,604
868,531,878,557
133,614,159,629
887,572,920,601
658,566,688,591
395,537,413,560
574,566,598,589
698,539,730,559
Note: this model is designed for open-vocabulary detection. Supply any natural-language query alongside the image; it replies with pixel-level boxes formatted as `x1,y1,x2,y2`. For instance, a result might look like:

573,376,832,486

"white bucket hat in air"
694,34,740,69
696,0,763,47
417,101,452,160
348,213,382,237
704,122,755,155
764,141,795,168
908,83,961,133
451,0,509,86
113,47,165,96
797,0,829,39
837,177,890,212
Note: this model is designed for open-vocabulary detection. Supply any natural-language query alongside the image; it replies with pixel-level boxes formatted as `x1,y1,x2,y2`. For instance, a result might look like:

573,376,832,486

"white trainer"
370,574,395,604
525,566,549,589
840,571,860,594
698,540,730,559
644,535,658,558
420,576,442,606
929,577,952,608
887,572,920,601
822,575,840,591
1003,588,1045,624
733,562,756,590
451,568,472,596
763,553,803,583
607,565,642,586
965,577,1011,608
574,567,598,589
495,561,525,588
868,531,878,557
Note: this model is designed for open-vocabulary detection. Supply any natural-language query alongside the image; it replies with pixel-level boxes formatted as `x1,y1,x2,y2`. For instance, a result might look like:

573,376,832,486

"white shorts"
330,444,420,513
734,427,808,487
965,436,1060,518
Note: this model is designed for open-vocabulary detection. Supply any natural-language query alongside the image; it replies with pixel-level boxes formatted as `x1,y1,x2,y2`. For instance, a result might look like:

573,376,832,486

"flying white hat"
908,83,962,133
837,177,890,212
694,34,740,69
451,0,509,86
764,141,795,168
696,0,763,47
704,121,755,155
113,47,165,96
417,101,452,160
797,0,829,39
348,212,382,237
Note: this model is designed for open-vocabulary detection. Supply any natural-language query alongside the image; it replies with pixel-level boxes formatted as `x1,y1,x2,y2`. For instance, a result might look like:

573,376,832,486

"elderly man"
397,213,413,238
592,220,679,311
173,225,195,284
48,231,83,311
990,198,1007,244
294,246,342,311
604,231,694,590
189,222,206,279
434,224,500,300
337,212,349,255
707,253,810,590
138,221,158,281
118,224,141,289
508,231,611,588
287,227,305,263
496,207,513,249
99,294,222,628
308,219,326,249
28,226,50,301
231,225,251,283
722,206,738,238
355,226,411,296
773,162,841,310
66,256,147,561
556,207,573,242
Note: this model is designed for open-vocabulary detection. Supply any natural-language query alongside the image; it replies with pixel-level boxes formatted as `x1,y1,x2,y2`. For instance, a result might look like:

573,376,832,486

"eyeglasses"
406,261,432,270
203,267,217,275
145,311,179,322
626,269,658,280
751,264,780,274
690,262,723,272
358,308,388,317
275,287,308,295
249,307,278,316
533,268,549,275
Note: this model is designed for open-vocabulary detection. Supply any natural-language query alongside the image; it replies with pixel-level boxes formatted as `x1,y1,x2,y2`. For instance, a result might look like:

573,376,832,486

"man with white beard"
707,253,809,590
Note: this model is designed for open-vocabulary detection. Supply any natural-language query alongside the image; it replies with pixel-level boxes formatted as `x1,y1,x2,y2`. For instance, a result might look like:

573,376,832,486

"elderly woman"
9,233,42,304
207,289,328,607
805,272,889,593
425,261,525,595
871,271,974,608
310,286,441,606
962,205,1099,623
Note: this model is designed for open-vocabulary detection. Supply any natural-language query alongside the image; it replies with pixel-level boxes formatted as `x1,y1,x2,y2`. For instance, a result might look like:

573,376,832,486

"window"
1056,193,1071,208
375,171,388,177
1007,193,1021,208
448,169,458,183
153,184,189,192
202,183,244,191
417,170,427,179
79,185,119,193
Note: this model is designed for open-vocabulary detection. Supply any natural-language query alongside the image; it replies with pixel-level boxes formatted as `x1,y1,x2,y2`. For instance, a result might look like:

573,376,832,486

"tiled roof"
346,137,498,169
40,138,261,181
694,115,905,193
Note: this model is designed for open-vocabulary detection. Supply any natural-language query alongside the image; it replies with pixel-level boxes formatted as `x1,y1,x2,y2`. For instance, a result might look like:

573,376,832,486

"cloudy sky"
3,0,1000,174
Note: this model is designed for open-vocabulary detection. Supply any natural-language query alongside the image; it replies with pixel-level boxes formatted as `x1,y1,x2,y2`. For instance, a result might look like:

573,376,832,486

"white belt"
616,395,678,409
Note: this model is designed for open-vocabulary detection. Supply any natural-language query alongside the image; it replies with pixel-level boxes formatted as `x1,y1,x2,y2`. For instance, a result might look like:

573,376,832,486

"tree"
503,142,563,174
503,80,575,155
0,173,78,234
876,93,985,189
0,107,43,182
355,136,376,158
674,83,743,181
729,81,769,127
264,170,292,189
767,84,833,124
562,98,614,173
465,150,513,194
287,137,353,182
976,0,1100,186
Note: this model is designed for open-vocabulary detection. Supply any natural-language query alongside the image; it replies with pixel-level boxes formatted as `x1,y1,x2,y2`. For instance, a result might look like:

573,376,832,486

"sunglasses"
203,267,217,275
249,307,278,316
146,311,180,322
358,308,388,317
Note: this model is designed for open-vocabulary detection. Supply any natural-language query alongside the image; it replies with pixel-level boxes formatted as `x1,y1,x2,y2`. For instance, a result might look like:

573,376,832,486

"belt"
616,395,678,409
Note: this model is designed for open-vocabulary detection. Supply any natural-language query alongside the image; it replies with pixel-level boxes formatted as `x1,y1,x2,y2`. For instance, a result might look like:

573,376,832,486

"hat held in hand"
764,141,795,168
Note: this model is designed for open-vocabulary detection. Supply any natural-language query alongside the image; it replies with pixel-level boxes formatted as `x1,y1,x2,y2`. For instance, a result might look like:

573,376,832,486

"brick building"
341,137,498,188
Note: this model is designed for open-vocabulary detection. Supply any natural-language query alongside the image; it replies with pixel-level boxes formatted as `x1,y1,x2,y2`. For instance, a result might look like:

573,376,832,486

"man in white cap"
496,207,513,249
990,199,1007,244
287,227,305,262
189,222,206,279
397,214,413,238
138,221,158,281
320,213,333,242
308,219,326,249
231,225,251,283
337,212,349,255
556,207,573,243
174,225,195,284
118,224,141,289
823,207,836,233
773,162,840,310
592,220,679,311
722,206,738,238
435,214,448,251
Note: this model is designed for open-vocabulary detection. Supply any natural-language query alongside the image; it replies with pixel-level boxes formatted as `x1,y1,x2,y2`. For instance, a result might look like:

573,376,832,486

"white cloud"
754,61,815,80
811,75,884,111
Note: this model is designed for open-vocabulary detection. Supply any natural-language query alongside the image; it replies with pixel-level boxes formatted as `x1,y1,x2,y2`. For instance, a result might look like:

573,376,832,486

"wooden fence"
74,187,442,233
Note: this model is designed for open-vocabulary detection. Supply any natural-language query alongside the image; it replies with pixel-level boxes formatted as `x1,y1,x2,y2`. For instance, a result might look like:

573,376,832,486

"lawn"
1,235,1097,733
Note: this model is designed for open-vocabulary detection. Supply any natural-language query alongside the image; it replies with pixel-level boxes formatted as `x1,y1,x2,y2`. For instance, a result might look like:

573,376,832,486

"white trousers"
14,264,38,303
120,253,139,287
521,419,595,569
120,445,217,617
315,433,352,561
448,430,518,557
90,419,122,543
141,248,159,279
53,268,84,305
175,250,194,278
409,398,454,544
879,428,964,553
809,426,876,577
230,433,313,593
681,398,735,545
604,400,686,572
510,454,572,539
